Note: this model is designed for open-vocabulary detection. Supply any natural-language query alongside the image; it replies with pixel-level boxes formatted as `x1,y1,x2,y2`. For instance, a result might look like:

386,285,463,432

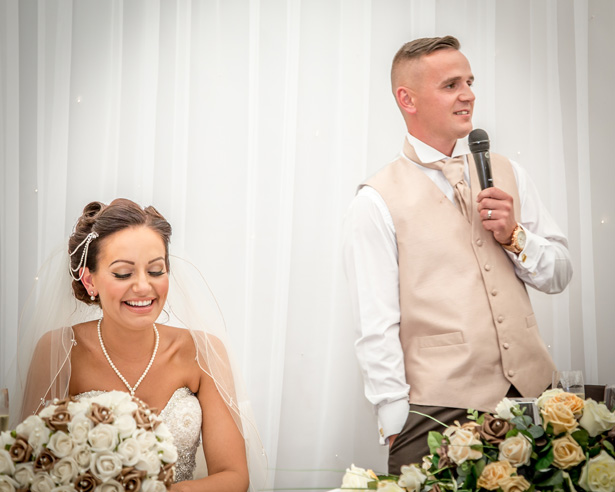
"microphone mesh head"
469,128,490,152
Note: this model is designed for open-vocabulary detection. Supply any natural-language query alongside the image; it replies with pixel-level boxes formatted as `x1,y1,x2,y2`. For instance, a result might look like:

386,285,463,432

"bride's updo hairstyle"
68,198,172,305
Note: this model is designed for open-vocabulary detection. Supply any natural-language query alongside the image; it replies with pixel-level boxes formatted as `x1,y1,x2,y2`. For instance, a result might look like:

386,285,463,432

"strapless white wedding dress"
76,387,202,482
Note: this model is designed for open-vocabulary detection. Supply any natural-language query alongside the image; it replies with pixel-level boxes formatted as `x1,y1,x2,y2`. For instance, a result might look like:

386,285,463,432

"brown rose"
119,466,147,491
480,415,514,444
476,460,515,491
540,401,579,435
500,474,531,492
435,444,454,469
133,407,160,431
73,471,102,492
158,463,175,489
89,403,114,425
34,448,58,472
9,435,33,463
552,434,586,469
43,403,72,432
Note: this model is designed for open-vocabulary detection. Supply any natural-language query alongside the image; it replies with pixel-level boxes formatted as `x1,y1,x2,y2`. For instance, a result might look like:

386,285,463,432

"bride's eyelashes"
111,270,166,280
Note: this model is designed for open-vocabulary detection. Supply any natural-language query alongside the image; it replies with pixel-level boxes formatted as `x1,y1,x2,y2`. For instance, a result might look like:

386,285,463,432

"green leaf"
536,469,564,487
603,440,615,455
528,424,545,439
367,479,378,490
571,428,589,448
428,431,444,455
535,447,554,470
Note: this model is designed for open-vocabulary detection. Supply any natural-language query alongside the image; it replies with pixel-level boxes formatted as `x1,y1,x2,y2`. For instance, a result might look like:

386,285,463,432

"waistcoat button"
503,343,510,349
508,370,515,377
491,289,498,296
497,316,504,323
484,264,491,271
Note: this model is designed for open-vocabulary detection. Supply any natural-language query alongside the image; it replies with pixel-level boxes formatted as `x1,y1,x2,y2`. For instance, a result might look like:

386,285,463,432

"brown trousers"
388,404,468,474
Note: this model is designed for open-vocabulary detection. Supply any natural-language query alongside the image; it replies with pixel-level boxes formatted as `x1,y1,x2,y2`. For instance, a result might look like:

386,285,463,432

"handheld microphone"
468,128,493,190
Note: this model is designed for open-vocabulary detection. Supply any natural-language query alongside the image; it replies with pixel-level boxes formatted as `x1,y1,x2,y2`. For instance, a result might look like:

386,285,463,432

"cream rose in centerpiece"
498,434,532,467
578,398,615,437
551,434,586,469
340,464,376,490
578,450,615,492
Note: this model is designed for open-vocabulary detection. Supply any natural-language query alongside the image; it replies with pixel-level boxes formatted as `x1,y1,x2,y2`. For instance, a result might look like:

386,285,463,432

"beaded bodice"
75,387,202,482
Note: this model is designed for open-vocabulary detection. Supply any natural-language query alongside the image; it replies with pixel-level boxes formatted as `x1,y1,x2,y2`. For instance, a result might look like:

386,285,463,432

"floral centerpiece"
340,389,615,492
0,391,177,492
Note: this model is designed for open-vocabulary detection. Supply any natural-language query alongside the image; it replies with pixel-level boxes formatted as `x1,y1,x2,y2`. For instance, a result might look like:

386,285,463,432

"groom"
343,36,572,472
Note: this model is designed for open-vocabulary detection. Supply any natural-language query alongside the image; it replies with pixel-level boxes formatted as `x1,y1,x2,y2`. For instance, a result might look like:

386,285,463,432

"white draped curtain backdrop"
1,0,613,489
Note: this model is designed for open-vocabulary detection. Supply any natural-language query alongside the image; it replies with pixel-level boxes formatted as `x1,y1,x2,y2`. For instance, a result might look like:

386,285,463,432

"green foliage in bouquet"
0,391,177,492
340,389,615,492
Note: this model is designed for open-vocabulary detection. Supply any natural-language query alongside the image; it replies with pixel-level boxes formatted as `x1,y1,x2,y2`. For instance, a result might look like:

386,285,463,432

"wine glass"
0,388,8,431
552,370,585,399
605,385,615,412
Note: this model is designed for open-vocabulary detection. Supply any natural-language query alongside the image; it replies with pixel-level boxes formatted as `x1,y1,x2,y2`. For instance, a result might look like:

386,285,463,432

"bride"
12,198,266,492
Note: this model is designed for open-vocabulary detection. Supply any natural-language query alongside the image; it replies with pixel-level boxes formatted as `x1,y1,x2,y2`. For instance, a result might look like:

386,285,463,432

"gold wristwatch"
502,224,526,254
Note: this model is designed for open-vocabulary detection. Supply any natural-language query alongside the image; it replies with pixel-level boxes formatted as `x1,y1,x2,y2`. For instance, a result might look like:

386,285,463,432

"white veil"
9,246,268,491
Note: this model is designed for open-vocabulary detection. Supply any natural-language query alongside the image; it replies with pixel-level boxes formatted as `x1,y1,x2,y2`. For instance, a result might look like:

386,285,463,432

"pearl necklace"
97,317,159,397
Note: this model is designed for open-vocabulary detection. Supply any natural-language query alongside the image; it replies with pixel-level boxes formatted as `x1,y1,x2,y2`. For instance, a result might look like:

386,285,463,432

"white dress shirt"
342,134,573,444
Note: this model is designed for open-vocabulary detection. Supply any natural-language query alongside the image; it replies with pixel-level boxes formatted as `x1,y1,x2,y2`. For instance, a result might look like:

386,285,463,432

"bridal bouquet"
0,391,177,492
340,389,615,492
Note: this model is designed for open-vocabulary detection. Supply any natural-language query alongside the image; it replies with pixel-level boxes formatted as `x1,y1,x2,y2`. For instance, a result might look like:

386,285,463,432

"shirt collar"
405,133,470,162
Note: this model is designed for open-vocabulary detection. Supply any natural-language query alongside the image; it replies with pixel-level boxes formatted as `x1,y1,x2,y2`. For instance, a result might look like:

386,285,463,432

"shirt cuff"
506,225,539,273
377,398,410,445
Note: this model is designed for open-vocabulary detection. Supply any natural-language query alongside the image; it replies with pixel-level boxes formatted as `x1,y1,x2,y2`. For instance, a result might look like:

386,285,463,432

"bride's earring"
90,291,96,301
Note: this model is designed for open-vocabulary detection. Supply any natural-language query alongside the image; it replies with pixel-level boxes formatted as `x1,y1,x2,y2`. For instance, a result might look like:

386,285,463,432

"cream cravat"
405,143,471,221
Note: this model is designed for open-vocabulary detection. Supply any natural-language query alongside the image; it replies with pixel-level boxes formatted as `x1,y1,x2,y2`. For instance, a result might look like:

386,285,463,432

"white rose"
495,398,518,420
116,438,141,467
498,434,533,467
0,475,18,492
579,399,615,437
15,415,45,438
578,450,615,492
136,449,162,475
38,405,55,419
67,414,93,444
0,449,15,475
30,473,55,492
67,399,89,417
340,464,374,490
50,486,75,492
27,424,51,454
13,462,36,488
133,428,157,450
50,457,80,485
154,423,172,442
94,479,124,492
141,479,167,492
71,444,92,471
536,388,564,409
377,480,404,492
114,400,138,418
398,464,427,492
0,431,16,449
447,428,483,465
91,451,123,482
113,414,137,439
88,424,119,452
156,440,178,464
47,431,75,458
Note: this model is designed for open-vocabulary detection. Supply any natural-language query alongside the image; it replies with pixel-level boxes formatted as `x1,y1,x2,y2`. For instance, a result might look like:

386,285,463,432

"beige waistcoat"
362,140,555,411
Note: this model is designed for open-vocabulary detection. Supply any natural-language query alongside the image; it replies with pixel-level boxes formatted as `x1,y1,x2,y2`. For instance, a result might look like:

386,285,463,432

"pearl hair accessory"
97,317,159,397
69,231,99,281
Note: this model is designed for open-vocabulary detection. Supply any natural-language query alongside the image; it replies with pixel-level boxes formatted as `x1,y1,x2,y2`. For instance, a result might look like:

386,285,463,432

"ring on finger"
487,209,493,220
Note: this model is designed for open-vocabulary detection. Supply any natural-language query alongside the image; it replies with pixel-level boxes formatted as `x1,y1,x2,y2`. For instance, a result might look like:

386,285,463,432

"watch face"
517,229,527,249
